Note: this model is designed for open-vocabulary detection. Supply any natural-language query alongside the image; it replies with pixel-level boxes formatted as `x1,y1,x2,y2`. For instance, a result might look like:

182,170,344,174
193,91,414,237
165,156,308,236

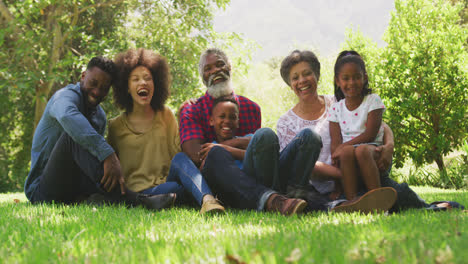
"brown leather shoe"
200,198,225,214
265,193,307,216
138,193,176,210
331,187,397,214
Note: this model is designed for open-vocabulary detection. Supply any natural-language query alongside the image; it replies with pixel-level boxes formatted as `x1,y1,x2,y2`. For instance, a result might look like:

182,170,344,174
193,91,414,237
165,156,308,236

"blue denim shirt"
24,82,114,200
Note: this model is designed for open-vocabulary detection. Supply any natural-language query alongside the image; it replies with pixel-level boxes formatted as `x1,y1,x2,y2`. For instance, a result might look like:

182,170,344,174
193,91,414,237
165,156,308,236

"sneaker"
265,193,307,216
331,187,397,214
137,193,176,210
200,198,225,214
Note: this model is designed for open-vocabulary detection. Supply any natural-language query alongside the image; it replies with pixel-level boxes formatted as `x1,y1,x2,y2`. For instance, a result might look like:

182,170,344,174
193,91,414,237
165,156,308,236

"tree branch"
409,112,431,128
0,0,14,23
77,0,125,15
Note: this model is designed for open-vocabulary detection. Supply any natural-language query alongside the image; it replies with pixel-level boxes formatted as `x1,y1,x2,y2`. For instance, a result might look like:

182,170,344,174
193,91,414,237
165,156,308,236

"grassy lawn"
1,187,467,264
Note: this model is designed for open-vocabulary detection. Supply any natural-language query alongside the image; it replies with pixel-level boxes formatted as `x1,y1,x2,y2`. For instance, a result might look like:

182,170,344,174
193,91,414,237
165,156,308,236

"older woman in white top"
277,50,428,212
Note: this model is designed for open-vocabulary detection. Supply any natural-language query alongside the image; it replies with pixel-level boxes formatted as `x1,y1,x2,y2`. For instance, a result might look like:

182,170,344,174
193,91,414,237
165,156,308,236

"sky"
213,0,395,62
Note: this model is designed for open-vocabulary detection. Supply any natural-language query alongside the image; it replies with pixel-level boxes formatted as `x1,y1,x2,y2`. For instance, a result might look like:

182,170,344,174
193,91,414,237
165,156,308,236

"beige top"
107,106,181,192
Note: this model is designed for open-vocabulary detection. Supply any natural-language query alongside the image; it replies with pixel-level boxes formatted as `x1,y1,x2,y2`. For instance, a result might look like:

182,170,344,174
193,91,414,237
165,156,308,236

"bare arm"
310,161,342,180
329,121,342,156
199,143,246,161
375,122,394,171
181,138,204,166
220,136,252,149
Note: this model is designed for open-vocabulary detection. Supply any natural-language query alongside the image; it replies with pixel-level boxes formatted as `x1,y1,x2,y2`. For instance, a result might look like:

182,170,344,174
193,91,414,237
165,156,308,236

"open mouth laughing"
208,72,229,86
137,88,149,98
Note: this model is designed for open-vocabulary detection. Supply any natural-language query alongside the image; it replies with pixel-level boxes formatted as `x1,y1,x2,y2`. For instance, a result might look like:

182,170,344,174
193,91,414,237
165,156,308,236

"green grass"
1,187,467,263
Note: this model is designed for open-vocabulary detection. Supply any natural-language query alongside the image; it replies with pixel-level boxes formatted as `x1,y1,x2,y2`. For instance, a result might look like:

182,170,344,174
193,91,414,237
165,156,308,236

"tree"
378,0,468,175
1,0,127,191
0,0,250,191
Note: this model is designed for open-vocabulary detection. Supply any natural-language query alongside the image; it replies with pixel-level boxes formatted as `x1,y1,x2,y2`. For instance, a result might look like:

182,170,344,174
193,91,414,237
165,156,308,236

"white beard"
207,79,233,98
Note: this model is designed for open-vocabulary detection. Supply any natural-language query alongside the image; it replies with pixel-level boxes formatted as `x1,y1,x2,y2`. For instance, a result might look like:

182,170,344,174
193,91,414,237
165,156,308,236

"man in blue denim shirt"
24,56,175,209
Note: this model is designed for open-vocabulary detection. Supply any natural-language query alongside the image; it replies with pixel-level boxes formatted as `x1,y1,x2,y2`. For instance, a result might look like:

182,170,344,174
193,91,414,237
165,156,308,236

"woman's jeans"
142,152,214,206
243,127,322,193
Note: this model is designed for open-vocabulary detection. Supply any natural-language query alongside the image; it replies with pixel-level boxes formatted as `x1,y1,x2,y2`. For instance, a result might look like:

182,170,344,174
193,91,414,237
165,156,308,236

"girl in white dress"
329,50,393,202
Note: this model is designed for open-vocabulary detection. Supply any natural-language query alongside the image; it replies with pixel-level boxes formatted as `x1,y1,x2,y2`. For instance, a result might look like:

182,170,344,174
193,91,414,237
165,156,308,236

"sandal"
331,187,397,214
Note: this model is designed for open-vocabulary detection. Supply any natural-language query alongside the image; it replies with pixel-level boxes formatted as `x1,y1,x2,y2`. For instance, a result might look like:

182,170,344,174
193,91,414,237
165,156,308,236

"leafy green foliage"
0,0,254,192
0,0,127,192
380,0,468,173
342,0,468,178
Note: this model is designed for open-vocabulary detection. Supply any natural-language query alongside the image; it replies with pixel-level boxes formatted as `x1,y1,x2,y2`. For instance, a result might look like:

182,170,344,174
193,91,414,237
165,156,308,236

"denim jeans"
202,146,275,211
278,128,322,192
140,182,185,203
142,152,213,206
30,133,143,204
243,128,322,193
31,133,103,203
242,128,280,189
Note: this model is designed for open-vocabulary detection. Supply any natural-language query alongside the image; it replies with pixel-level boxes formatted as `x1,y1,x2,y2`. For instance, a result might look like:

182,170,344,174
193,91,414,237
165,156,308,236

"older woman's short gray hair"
280,50,321,86
198,48,231,84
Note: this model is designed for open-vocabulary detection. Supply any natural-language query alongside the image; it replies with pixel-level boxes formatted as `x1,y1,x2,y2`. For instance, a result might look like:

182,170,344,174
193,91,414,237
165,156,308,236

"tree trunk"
434,154,446,175
34,83,49,130
34,4,63,129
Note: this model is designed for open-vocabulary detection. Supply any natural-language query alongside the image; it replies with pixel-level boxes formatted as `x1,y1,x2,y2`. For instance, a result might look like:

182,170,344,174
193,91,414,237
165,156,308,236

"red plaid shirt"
179,92,261,144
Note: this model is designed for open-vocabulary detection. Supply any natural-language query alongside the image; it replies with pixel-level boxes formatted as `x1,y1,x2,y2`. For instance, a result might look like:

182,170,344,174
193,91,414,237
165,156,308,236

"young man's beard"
207,79,233,98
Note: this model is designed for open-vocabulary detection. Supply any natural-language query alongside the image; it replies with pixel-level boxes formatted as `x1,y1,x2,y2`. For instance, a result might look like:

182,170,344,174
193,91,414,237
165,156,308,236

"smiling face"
335,62,367,99
80,67,112,108
127,66,154,108
202,53,231,87
210,101,239,142
289,61,318,100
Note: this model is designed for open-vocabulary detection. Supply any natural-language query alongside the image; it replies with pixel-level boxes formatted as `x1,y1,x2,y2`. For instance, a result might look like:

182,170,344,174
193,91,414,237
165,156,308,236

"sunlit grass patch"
1,188,467,263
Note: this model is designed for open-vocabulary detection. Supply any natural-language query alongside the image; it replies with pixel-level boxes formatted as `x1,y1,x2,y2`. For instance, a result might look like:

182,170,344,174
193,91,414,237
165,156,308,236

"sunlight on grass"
0,192,26,203
1,188,467,263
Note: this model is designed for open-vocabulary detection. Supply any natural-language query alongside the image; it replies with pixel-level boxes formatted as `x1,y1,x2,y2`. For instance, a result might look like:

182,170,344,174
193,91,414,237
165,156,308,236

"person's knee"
206,146,228,160
254,127,278,143
340,145,355,160
172,152,191,164
299,128,322,147
250,127,279,153
355,145,374,160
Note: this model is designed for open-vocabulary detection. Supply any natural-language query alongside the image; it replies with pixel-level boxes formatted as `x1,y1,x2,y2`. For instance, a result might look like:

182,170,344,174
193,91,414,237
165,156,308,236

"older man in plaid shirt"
176,48,307,215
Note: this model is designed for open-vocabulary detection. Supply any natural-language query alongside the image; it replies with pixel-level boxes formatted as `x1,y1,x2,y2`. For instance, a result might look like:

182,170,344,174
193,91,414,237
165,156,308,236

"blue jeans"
242,128,280,189
142,152,214,206
202,146,275,210
140,182,185,202
31,133,148,206
243,128,322,193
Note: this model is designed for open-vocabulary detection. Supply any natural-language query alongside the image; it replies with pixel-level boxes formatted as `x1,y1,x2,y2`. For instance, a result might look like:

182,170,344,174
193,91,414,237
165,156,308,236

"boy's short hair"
211,96,239,114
